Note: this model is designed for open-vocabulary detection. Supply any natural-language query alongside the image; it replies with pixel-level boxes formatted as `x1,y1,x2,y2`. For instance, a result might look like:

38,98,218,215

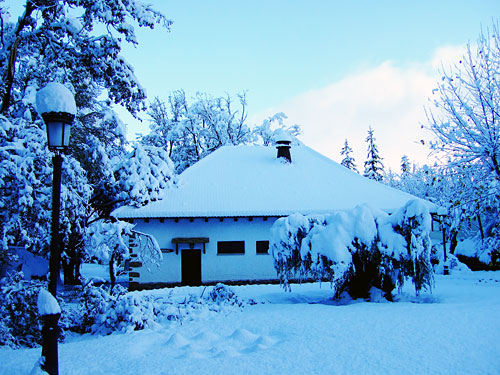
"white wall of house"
129,217,279,285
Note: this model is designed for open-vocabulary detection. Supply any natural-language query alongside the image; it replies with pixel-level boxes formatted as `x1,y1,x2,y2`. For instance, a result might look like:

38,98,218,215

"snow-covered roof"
114,144,432,219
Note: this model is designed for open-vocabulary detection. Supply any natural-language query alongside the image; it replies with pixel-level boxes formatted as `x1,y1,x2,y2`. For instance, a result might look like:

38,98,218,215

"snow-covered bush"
271,213,315,289
77,284,162,335
378,200,434,296
207,283,242,307
72,283,249,336
0,272,45,348
455,235,500,271
334,241,396,300
271,200,434,300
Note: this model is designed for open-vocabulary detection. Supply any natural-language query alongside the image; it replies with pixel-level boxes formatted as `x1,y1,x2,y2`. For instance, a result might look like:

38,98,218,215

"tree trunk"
109,253,116,293
449,229,459,255
0,2,34,114
62,255,82,285
477,214,484,241
62,257,72,285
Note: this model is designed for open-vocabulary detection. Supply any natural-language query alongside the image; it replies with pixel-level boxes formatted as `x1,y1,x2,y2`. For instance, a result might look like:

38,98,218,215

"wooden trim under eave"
119,215,285,223
172,237,210,255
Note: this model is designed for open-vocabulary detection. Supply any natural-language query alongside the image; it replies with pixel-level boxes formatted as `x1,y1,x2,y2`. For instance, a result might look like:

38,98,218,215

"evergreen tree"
340,139,358,173
400,155,411,175
363,127,384,181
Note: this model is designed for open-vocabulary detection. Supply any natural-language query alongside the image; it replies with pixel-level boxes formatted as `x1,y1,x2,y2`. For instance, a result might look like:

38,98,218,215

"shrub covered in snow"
455,236,500,271
1,279,252,344
271,213,316,289
76,284,161,335
334,241,397,300
270,200,434,300
65,283,248,336
207,283,242,307
0,272,45,348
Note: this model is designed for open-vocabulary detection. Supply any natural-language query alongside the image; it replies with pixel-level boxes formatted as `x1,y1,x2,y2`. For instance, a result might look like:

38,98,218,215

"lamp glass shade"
46,121,71,149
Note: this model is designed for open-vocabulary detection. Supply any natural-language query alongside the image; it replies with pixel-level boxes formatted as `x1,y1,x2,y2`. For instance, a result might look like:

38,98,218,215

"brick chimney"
274,129,292,163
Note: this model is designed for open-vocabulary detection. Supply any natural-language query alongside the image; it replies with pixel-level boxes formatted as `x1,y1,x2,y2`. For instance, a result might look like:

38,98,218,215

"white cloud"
431,44,468,71
253,44,468,172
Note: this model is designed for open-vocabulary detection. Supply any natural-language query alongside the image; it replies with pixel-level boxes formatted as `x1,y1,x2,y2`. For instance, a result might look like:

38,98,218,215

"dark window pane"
217,241,245,254
256,240,269,254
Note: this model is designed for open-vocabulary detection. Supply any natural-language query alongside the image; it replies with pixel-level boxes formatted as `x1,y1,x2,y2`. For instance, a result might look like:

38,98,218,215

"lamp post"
442,218,449,275
36,82,76,375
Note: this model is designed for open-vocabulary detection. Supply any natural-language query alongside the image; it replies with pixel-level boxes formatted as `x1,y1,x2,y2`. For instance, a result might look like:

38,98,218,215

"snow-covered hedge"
77,284,162,335
270,200,434,299
455,236,500,271
0,272,45,348
69,283,246,336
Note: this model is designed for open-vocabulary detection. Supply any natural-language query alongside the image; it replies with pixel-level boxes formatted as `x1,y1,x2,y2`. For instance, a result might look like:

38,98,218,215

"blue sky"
126,1,497,108
6,0,500,170
125,0,499,171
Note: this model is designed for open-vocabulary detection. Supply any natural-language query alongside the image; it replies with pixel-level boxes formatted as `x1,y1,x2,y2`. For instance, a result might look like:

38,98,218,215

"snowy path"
1,271,499,375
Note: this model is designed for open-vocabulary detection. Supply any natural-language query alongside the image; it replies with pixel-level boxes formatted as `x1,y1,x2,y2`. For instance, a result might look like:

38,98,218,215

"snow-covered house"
114,137,428,289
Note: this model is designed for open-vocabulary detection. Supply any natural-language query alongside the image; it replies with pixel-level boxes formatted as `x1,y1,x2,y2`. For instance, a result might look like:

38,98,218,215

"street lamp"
36,82,76,375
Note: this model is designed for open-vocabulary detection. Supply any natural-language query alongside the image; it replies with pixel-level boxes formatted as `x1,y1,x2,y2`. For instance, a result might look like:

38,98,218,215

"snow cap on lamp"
36,82,76,150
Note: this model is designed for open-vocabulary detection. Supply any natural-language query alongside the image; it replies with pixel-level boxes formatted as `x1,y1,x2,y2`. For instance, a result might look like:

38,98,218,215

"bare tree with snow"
143,91,254,173
427,23,500,266
428,24,500,181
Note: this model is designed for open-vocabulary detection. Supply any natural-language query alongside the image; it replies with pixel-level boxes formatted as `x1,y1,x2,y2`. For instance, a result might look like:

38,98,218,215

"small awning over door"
172,237,209,255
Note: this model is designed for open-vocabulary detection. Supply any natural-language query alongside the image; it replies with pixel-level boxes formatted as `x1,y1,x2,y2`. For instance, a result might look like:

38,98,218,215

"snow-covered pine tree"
400,155,411,175
340,139,358,173
363,127,384,181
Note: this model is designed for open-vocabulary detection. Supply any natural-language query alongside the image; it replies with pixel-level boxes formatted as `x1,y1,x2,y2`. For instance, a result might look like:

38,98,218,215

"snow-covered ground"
1,270,499,375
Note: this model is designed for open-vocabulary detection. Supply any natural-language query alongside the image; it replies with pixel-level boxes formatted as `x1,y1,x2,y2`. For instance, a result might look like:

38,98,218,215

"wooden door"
181,249,201,286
